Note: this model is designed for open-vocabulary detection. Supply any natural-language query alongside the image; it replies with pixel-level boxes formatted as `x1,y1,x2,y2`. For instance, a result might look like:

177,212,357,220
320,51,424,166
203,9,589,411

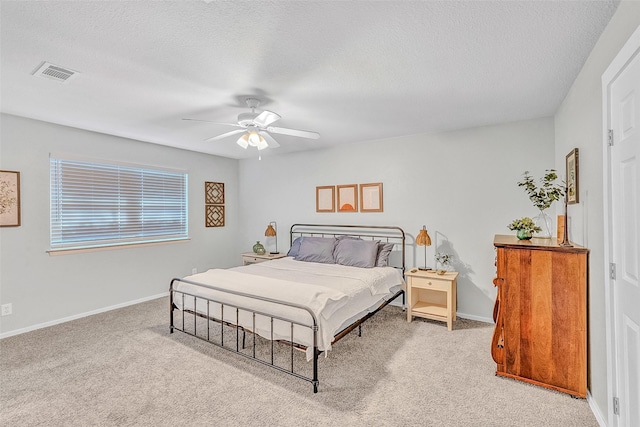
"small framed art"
316,186,335,212
205,181,225,205
360,182,383,212
566,148,579,205
0,170,20,227
206,205,225,227
337,184,358,212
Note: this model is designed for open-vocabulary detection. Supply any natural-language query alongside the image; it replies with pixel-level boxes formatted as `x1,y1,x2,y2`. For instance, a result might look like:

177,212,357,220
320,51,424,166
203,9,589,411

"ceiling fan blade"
259,131,280,148
253,110,281,127
182,118,244,128
267,126,320,139
204,129,245,142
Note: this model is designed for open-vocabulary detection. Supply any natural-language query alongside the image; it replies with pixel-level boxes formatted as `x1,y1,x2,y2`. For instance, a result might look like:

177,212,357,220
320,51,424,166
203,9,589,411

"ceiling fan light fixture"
236,133,249,149
248,131,262,146
256,136,269,150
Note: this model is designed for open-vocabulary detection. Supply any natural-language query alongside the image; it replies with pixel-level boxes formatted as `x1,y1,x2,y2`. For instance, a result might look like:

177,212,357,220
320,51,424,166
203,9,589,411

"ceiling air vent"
32,62,78,83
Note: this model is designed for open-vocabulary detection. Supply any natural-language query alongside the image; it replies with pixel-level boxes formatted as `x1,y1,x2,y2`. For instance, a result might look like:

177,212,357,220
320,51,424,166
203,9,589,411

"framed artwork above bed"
360,182,383,212
316,186,335,212
337,184,358,212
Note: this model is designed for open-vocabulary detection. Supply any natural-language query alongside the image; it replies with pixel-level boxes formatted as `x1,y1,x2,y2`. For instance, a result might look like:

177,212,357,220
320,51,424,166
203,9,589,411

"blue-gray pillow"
287,237,303,257
334,238,379,268
295,237,337,264
376,242,395,267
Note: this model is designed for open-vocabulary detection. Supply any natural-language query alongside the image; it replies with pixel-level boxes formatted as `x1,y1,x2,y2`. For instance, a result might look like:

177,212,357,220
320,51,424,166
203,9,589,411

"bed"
169,224,406,393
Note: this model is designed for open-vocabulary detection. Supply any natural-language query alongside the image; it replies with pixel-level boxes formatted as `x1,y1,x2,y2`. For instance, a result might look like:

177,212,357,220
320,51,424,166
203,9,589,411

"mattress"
172,257,404,359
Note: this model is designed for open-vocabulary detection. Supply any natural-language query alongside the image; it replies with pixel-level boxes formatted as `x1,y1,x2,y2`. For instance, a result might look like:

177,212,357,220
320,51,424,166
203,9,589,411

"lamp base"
270,251,280,255
418,267,433,271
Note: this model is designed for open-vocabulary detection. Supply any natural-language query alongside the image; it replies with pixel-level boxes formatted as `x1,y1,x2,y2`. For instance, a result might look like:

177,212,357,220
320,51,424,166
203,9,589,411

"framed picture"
0,170,21,227
316,186,335,212
566,148,579,205
360,182,383,212
205,181,225,205
205,205,225,227
337,184,358,212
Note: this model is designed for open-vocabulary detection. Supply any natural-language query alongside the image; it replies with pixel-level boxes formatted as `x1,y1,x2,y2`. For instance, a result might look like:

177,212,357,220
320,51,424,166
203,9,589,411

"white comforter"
173,257,404,359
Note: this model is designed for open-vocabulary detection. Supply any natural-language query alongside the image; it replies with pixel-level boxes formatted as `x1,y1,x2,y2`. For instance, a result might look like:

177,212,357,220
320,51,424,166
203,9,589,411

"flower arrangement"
435,252,452,275
517,170,565,211
507,217,541,233
508,217,541,240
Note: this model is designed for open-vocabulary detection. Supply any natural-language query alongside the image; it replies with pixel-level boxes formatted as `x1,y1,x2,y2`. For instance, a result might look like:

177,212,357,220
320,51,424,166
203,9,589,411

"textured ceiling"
0,1,619,159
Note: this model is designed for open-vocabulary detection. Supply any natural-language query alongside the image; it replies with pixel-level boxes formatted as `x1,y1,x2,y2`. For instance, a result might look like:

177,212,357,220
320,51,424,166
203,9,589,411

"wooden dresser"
491,235,589,398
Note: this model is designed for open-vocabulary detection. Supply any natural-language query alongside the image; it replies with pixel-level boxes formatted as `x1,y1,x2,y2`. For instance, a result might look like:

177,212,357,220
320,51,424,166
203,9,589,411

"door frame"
601,24,640,427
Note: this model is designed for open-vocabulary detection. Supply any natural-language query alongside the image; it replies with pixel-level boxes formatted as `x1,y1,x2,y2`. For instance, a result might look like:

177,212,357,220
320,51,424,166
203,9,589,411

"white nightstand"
405,269,458,330
241,252,287,265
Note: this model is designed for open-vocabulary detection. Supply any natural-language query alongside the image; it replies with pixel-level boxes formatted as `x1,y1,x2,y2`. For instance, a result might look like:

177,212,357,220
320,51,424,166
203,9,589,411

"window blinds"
50,156,188,250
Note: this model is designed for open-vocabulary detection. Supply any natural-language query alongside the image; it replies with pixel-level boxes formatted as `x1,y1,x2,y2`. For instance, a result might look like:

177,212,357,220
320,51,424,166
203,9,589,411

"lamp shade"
416,226,432,246
236,133,249,149
264,224,276,237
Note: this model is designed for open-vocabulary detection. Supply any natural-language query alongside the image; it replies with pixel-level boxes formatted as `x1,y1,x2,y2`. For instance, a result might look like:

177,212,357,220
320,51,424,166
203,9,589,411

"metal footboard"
170,277,321,393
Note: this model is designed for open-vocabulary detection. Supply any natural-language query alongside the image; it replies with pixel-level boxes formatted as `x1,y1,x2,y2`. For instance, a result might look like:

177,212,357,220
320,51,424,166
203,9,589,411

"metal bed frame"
169,224,405,393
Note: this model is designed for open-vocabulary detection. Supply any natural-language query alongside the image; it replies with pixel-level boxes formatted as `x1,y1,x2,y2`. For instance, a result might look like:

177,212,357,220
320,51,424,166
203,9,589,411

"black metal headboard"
289,224,406,274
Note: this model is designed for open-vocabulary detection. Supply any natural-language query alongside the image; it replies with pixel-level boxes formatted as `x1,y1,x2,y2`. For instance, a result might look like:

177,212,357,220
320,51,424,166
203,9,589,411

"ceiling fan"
183,98,320,151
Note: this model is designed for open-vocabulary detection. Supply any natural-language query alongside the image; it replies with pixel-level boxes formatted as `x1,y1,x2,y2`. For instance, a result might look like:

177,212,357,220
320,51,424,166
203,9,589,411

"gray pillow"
287,237,303,257
295,237,337,264
334,238,379,268
376,242,395,267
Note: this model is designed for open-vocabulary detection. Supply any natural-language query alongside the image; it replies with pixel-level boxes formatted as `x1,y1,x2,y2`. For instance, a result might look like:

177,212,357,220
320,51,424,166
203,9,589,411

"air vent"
32,62,78,83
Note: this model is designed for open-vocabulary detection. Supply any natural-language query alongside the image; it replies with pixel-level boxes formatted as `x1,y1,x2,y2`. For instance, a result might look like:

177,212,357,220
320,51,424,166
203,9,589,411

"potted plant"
517,170,565,238
507,217,541,240
434,252,452,275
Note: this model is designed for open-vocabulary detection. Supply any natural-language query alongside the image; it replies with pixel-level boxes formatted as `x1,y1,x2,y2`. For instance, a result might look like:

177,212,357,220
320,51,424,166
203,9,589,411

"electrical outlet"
191,267,197,275
1,303,12,316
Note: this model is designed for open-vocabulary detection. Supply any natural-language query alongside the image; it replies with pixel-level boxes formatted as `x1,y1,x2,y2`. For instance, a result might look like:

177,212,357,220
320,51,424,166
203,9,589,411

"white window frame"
50,154,188,252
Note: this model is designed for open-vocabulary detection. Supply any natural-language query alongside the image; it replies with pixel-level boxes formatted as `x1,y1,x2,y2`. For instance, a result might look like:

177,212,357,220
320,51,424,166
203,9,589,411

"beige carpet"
0,297,597,426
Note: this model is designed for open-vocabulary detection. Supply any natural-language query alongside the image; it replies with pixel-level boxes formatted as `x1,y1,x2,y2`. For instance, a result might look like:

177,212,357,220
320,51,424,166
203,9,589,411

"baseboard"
456,312,494,324
388,301,494,324
587,391,608,427
0,292,168,340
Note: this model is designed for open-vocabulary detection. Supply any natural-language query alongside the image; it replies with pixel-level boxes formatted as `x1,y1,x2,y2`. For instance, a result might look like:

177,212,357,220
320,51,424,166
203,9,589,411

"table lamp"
416,225,432,270
264,221,278,254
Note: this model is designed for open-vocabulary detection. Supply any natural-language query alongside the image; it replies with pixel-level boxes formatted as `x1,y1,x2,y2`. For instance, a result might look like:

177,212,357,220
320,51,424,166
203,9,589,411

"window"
50,155,188,251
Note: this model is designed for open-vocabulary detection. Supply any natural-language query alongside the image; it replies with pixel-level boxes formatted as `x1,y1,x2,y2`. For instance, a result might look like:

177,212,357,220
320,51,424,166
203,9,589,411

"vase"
516,229,533,240
534,209,553,239
252,241,266,255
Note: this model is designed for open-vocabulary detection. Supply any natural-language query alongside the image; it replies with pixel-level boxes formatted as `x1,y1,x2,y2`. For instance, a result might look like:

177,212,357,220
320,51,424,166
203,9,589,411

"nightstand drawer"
410,276,450,292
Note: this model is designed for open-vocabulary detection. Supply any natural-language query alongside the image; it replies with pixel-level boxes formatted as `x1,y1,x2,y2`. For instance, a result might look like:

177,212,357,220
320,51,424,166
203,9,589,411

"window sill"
47,238,191,256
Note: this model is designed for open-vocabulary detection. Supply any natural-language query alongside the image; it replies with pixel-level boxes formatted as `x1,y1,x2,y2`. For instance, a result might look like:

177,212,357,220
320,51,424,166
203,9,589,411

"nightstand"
242,252,287,265
405,269,458,330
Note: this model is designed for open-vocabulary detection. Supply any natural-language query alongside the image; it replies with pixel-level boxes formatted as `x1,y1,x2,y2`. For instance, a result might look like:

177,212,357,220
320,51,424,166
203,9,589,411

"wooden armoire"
491,235,589,398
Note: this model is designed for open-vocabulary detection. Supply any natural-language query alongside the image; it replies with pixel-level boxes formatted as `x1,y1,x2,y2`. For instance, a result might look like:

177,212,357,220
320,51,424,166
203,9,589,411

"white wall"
554,0,640,421
0,114,240,335
238,117,555,321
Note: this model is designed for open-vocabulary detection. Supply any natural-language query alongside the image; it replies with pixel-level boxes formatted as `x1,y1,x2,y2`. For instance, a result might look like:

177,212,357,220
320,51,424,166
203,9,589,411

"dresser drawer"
410,276,450,292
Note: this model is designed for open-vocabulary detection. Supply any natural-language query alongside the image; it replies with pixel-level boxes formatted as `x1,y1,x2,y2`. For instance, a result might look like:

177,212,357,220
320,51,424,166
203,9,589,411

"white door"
608,33,640,427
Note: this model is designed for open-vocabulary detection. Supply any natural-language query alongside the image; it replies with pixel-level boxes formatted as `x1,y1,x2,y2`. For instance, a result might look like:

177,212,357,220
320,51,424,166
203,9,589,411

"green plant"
518,170,565,211
507,217,542,233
